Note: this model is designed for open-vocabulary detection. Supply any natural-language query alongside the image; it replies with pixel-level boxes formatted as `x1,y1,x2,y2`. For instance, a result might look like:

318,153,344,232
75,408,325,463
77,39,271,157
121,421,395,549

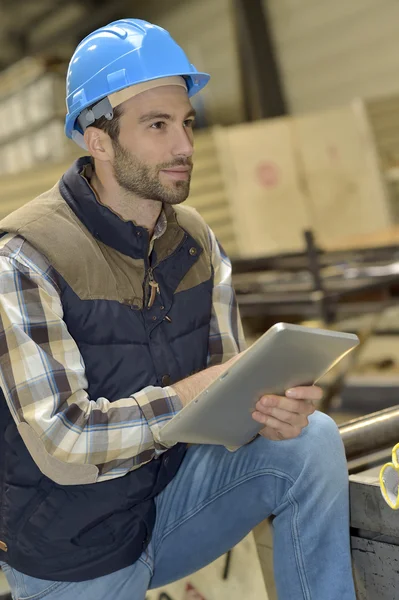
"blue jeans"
1,411,355,600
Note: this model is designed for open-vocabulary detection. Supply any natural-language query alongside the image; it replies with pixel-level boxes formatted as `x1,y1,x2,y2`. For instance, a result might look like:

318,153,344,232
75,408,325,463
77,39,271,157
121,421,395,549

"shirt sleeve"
207,227,246,367
0,251,182,484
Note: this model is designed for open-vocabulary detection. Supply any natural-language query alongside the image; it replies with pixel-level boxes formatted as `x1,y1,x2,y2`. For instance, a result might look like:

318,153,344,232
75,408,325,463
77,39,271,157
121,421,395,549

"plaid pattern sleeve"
0,235,182,483
207,228,246,367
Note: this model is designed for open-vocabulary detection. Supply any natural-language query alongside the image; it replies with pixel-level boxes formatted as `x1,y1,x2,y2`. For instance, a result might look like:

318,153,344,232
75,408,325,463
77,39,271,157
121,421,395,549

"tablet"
158,323,359,449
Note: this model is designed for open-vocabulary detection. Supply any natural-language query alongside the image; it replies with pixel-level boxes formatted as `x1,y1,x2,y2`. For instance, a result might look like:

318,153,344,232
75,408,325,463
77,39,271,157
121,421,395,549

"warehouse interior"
2,1,399,599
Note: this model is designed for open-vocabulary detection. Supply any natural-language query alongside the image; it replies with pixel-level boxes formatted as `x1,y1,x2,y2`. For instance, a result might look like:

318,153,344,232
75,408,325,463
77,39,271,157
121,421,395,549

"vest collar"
60,156,175,260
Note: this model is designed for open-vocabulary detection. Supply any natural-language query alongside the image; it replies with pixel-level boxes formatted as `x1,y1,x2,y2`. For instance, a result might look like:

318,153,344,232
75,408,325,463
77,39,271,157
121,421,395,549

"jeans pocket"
1,565,69,600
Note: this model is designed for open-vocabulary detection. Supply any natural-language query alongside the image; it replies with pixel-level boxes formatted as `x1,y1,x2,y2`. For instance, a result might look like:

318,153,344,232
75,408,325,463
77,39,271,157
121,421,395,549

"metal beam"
339,406,399,460
233,0,287,120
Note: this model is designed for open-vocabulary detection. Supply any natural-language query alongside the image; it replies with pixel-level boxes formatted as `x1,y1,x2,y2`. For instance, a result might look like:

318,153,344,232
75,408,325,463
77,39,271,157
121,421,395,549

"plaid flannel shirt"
0,227,245,483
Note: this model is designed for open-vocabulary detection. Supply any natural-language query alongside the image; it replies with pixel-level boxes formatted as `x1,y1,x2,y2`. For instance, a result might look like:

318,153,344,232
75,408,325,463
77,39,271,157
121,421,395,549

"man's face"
111,85,195,205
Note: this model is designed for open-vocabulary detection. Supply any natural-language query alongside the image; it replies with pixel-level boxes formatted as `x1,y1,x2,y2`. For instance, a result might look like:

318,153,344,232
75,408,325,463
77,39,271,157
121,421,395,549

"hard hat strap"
77,97,114,132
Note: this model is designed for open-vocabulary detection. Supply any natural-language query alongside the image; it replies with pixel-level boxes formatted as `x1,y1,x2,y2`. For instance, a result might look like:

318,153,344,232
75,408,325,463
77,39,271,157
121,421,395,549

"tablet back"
159,323,359,448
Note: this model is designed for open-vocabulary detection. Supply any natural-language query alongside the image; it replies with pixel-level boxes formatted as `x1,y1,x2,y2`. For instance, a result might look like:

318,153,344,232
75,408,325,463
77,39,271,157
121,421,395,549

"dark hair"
87,105,123,141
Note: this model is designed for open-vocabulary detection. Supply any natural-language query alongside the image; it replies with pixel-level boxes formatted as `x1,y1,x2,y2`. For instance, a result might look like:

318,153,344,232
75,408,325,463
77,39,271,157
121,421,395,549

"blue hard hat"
65,19,210,147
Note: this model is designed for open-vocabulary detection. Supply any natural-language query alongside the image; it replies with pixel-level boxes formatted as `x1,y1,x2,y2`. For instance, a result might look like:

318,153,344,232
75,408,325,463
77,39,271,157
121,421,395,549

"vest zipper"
146,268,160,309
144,232,188,309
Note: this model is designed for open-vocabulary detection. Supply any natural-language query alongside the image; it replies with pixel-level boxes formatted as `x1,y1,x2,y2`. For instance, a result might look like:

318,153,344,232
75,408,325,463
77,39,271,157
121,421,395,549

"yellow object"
380,443,399,509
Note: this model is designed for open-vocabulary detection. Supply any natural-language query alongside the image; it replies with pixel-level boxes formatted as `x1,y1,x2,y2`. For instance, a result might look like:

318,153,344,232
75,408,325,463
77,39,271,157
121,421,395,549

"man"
0,19,355,600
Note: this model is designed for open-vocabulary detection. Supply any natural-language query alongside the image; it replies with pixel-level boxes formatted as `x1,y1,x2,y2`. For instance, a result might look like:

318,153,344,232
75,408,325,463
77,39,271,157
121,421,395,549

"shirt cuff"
133,385,183,448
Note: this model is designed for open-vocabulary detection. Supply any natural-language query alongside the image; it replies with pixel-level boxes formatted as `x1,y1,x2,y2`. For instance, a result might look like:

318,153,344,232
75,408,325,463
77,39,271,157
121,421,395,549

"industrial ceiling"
0,0,184,73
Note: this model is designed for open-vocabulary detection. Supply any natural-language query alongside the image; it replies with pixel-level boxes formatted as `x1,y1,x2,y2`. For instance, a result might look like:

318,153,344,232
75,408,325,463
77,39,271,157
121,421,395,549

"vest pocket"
15,480,54,543
71,502,150,549
71,516,116,548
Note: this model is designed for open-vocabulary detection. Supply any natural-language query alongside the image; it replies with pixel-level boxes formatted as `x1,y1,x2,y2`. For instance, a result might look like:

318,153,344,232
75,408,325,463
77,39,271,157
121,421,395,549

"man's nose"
171,127,194,158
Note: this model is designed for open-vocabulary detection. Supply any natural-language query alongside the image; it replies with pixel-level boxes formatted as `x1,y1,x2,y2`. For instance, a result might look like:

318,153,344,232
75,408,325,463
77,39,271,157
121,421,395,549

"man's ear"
83,127,114,161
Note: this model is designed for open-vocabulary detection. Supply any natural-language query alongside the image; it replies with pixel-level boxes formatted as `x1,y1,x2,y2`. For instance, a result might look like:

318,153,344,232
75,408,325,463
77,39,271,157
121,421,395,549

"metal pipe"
339,405,399,459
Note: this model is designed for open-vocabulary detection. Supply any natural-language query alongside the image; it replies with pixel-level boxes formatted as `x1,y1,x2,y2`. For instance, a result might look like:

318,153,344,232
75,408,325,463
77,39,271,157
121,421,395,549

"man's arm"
173,355,239,407
0,244,186,485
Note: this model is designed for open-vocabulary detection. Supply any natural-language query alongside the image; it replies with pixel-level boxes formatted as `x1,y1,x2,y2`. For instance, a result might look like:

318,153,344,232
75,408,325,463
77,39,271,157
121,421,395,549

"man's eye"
151,122,166,130
184,119,195,128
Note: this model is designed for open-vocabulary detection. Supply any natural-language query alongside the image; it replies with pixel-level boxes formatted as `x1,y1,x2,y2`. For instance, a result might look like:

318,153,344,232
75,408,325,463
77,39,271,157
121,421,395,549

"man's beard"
112,139,192,205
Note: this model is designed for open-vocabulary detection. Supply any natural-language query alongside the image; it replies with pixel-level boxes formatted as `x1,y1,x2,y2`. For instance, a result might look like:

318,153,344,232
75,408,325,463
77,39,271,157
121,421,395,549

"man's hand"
252,386,322,441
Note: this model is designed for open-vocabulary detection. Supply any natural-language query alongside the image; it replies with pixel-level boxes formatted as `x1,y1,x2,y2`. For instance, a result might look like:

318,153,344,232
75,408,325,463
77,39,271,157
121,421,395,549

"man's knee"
242,411,346,479
304,410,347,474
307,410,342,446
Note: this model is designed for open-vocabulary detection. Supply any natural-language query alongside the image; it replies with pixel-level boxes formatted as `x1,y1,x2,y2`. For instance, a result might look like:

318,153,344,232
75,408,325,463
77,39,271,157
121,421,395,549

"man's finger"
256,395,316,416
252,409,308,431
254,413,302,439
257,406,309,428
285,385,323,402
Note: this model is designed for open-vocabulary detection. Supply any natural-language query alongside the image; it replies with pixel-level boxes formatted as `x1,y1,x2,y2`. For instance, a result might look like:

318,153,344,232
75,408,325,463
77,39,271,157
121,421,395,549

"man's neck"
90,170,162,237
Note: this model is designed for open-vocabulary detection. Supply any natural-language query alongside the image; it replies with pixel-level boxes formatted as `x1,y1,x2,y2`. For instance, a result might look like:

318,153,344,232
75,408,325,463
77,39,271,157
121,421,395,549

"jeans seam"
288,489,312,600
137,555,154,578
155,467,295,554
